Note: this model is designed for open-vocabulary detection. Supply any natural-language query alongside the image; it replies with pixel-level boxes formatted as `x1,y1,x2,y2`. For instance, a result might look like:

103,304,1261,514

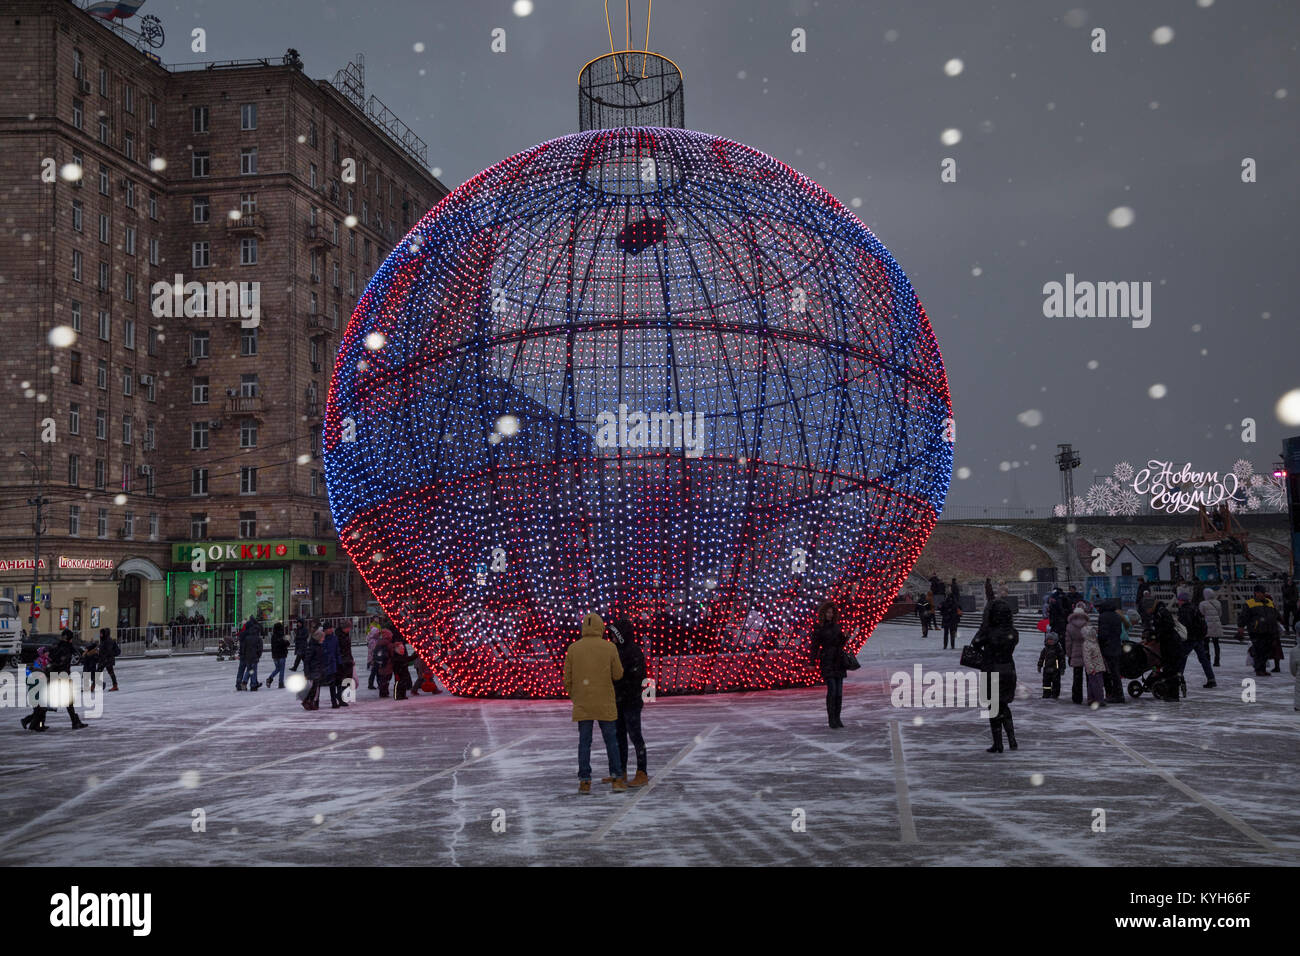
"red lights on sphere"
324,128,953,698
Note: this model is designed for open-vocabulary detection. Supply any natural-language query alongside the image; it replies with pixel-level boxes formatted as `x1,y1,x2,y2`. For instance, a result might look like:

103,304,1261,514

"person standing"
1282,575,1298,635
606,619,649,787
373,628,394,698
235,615,264,692
1151,603,1185,700
1237,585,1281,678
365,619,381,690
1095,599,1127,704
334,621,355,704
810,601,847,728
300,628,327,710
321,625,343,707
971,600,1018,752
929,574,945,600
20,646,52,731
98,627,119,691
1047,588,1070,643
390,626,414,701
1064,604,1088,704
265,621,289,689
81,632,101,693
1200,587,1225,667
939,591,961,650
1175,590,1215,688
915,592,933,639
290,618,310,672
1081,624,1107,706
49,629,90,729
563,613,625,794
1038,633,1066,699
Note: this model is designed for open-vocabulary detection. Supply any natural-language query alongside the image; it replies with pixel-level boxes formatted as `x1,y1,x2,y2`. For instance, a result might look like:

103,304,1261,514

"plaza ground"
1,620,1297,867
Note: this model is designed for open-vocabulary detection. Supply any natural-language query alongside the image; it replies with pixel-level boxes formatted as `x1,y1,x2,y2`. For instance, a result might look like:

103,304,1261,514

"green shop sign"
172,539,335,565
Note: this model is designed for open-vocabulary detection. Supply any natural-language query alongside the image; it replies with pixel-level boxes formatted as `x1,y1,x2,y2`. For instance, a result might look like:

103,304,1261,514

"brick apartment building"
0,0,447,636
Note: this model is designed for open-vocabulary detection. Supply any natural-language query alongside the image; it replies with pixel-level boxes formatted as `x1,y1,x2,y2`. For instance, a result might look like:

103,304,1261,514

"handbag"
841,647,861,671
959,644,986,669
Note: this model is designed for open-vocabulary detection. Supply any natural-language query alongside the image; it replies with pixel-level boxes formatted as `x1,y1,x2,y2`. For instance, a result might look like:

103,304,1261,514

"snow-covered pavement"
1,620,1296,867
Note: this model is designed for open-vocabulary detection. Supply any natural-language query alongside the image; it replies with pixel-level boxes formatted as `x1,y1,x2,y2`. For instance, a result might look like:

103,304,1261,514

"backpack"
373,643,391,668
1172,619,1188,642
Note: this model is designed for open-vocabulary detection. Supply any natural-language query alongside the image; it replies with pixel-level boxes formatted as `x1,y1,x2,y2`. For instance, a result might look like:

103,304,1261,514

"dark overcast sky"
136,0,1298,507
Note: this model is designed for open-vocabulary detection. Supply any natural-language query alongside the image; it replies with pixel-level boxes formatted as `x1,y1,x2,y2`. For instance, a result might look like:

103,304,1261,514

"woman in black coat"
1150,602,1184,701
970,599,1019,752
810,601,847,729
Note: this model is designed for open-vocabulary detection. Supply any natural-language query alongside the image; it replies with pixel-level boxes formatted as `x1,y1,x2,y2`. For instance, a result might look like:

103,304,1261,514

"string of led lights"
324,127,952,698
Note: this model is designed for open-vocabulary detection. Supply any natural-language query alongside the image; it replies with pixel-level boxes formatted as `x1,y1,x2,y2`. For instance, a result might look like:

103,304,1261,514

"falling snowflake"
1112,461,1134,483
1232,459,1254,482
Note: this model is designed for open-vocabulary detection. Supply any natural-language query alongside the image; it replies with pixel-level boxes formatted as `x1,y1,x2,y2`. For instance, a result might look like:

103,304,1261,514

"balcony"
225,394,265,415
305,223,334,248
225,212,265,236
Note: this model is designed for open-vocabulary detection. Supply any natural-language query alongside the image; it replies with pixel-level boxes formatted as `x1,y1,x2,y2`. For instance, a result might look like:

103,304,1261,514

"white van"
0,598,20,666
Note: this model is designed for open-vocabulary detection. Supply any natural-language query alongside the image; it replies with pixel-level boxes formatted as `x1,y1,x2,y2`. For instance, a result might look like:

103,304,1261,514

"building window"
68,455,79,487
72,249,82,282
145,419,155,449
72,98,83,129
240,192,257,214
308,120,317,146
310,469,319,496
147,98,156,127
331,302,340,329
192,106,209,133
310,252,320,281
310,425,321,456
192,377,209,404
191,468,208,496
70,351,82,384
192,151,210,178
124,273,135,303
123,318,135,349
95,408,106,439
309,162,318,187
124,131,134,161
123,84,134,114
310,291,318,315
96,359,108,390
309,338,320,366
240,373,258,398
122,414,133,445
145,469,155,497
361,200,368,226
240,237,258,265
148,191,158,220
240,466,258,495
240,103,257,130
98,213,109,244
348,231,356,255
332,261,339,289
143,374,155,402
240,147,258,176
73,47,83,80
148,237,160,265
148,513,158,539
125,179,135,208
70,301,82,332
69,402,80,435
122,512,134,538
190,514,209,539
239,511,257,537
332,136,340,163
98,164,109,195
98,67,107,97
349,271,356,296
98,507,109,538
95,460,106,492
192,196,210,223
240,420,258,448
69,504,81,536
97,261,109,291
240,326,258,356
190,331,209,359
347,190,354,213
191,421,209,451
71,200,83,232
192,241,210,268
147,326,159,356
98,115,109,145
122,366,133,397
332,219,339,245
71,151,84,187
124,225,136,256
98,310,110,341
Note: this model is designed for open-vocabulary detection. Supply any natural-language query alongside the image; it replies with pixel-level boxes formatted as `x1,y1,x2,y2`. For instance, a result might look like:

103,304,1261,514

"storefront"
0,553,165,638
167,539,337,627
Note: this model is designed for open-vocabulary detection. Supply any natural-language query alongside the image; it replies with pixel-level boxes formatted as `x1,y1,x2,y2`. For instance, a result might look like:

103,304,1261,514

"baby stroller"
1119,639,1185,700
215,631,240,662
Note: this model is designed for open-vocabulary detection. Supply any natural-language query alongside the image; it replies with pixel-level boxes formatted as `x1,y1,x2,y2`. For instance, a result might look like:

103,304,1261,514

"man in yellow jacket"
564,612,626,794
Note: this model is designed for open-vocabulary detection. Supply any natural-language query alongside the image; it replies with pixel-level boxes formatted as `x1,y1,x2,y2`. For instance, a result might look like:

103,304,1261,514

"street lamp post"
1056,443,1082,586
18,451,49,631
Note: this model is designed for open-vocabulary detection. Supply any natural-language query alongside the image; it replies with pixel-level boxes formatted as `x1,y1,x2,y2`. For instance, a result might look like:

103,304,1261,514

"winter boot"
108,685,118,691
578,780,591,795
986,719,1003,753
601,776,617,784
71,716,89,729
628,770,649,788
611,776,628,792
266,676,273,688
301,698,314,711
236,683,245,691
826,698,836,729
249,682,259,692
1003,714,1018,751
20,715,31,730
1204,680,1217,688
833,694,845,728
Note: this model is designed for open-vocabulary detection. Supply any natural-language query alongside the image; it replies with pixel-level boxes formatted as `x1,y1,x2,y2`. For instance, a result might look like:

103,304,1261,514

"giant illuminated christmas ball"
324,127,952,697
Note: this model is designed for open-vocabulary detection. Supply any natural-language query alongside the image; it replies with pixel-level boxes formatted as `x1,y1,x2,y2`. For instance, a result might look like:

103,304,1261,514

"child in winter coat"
1081,624,1107,706
1038,634,1066,698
